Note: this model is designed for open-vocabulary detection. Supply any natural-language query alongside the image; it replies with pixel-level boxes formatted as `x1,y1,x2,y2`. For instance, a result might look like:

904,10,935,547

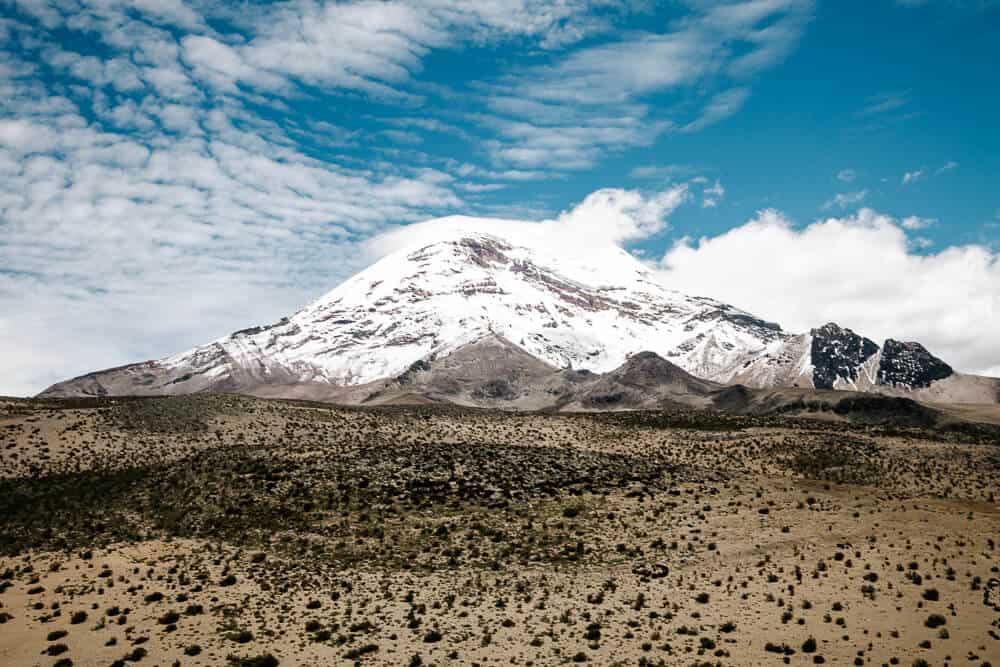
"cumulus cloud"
902,169,924,184
657,208,1000,376
837,168,856,182
368,186,689,259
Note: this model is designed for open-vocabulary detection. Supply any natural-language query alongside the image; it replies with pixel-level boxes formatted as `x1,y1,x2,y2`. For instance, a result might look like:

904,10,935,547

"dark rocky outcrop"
810,323,879,389
877,339,953,388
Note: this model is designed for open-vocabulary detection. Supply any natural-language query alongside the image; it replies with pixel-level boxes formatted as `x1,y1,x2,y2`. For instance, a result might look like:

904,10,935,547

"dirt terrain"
1,394,998,666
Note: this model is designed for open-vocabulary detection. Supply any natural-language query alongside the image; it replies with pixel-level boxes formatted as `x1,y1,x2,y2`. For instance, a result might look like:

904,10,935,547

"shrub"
158,611,180,625
227,630,254,643
227,654,278,667
924,614,946,629
343,644,378,659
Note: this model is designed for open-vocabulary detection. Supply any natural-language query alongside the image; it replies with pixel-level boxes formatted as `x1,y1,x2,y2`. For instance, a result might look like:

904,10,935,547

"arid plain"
2,395,998,666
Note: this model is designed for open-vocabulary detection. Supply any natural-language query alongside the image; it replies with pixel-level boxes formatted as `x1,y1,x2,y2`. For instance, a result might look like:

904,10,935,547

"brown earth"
1,394,998,666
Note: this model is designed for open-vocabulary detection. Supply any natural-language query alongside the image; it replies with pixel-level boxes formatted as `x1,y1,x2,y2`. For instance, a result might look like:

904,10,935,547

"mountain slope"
41,231,998,404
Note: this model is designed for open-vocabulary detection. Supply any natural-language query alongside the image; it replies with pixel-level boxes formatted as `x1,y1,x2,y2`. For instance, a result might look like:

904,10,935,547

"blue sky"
1,0,999,395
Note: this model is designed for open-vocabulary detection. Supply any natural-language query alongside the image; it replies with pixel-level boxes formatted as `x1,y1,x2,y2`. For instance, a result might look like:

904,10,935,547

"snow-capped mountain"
40,231,998,404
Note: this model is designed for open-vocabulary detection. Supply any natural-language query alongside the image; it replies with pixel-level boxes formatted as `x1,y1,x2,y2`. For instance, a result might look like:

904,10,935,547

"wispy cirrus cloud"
478,0,815,170
629,164,700,180
936,160,959,174
701,180,725,208
858,90,911,117
900,161,959,185
822,189,868,210
837,168,856,182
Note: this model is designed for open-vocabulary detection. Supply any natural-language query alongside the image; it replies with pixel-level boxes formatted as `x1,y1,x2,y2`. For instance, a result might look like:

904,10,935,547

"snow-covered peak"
304,230,665,313
43,229,979,402
154,231,784,388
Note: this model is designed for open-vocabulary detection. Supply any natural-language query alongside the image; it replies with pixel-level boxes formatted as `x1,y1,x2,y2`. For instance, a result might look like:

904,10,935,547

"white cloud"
459,183,506,192
368,185,689,260
859,91,910,116
682,87,750,132
629,164,697,180
481,0,814,170
822,189,868,210
657,208,1000,376
701,179,725,208
555,186,689,245
131,0,208,31
837,168,856,182
173,0,616,100
901,163,956,185
0,119,60,153
480,114,667,170
936,160,958,174
900,215,935,230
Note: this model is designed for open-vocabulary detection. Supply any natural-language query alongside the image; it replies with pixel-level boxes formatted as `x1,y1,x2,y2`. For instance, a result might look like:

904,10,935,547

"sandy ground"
1,395,998,666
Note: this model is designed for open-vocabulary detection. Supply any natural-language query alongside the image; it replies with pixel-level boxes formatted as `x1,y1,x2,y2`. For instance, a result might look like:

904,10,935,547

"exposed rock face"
877,339,953,388
809,323,879,390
